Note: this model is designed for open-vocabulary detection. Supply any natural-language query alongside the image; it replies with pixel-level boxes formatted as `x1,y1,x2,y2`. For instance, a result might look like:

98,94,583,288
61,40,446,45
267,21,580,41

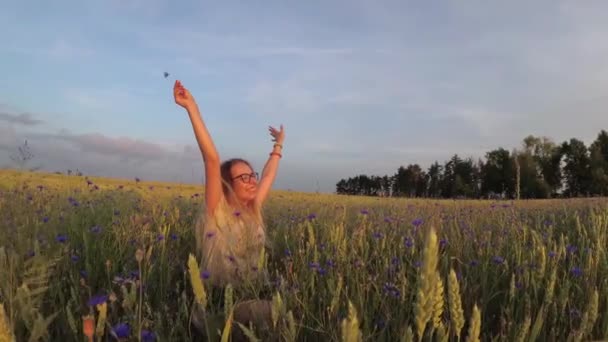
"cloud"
0,111,44,126
0,125,18,151
0,127,204,182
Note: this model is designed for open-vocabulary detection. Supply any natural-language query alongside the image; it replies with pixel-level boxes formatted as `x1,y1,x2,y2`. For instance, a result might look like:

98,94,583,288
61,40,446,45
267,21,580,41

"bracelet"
273,143,283,149
270,152,282,158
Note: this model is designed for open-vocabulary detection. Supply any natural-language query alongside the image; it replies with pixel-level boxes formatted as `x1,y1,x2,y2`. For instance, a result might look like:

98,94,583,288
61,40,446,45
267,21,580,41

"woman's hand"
173,80,197,110
269,124,285,144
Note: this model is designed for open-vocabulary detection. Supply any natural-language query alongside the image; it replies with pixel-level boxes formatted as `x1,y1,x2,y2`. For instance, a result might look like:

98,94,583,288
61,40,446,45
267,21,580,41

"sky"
1,1,608,193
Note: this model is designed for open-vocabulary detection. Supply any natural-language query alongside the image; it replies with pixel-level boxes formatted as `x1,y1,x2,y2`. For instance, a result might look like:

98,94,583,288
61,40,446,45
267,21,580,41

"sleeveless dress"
195,195,267,287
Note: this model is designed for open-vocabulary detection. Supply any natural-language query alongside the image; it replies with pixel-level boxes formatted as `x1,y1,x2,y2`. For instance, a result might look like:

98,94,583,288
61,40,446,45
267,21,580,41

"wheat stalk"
465,304,481,342
0,303,15,342
448,269,465,339
341,300,362,342
414,226,439,341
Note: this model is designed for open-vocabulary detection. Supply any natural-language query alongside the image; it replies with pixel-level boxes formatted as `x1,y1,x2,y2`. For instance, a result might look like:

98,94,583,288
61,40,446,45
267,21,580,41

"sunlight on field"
0,169,607,341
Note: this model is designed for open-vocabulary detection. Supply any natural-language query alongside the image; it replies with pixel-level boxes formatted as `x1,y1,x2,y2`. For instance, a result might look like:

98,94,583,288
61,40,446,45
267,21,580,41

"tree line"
335,130,608,199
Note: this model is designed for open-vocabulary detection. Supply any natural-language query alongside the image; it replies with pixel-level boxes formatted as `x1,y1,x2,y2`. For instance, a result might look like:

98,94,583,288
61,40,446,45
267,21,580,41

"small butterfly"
163,72,170,78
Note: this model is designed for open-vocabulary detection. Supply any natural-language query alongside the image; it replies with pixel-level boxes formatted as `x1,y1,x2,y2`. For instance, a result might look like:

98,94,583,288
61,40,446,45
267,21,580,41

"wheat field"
0,169,607,341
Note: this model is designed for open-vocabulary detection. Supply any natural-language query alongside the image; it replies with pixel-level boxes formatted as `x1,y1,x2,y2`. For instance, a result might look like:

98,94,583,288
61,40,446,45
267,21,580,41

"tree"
480,148,514,198
9,140,42,171
522,135,561,196
426,162,443,198
561,138,591,197
588,130,608,195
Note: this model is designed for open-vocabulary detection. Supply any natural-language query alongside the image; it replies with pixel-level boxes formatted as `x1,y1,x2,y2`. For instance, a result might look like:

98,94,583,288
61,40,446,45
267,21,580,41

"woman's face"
230,162,258,204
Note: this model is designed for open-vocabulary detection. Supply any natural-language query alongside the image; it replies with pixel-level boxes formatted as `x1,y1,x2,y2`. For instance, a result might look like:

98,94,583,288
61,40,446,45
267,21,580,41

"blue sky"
1,1,608,192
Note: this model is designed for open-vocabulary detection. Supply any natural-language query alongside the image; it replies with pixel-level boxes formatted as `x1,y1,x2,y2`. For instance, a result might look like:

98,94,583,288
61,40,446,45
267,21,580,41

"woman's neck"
227,195,252,211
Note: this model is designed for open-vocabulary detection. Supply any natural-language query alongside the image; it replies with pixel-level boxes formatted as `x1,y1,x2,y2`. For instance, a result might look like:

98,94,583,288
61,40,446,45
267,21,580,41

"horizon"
2,1,608,193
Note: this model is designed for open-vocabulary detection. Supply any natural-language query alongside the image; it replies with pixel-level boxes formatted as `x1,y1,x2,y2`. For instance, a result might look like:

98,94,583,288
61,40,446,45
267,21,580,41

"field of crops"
0,169,607,341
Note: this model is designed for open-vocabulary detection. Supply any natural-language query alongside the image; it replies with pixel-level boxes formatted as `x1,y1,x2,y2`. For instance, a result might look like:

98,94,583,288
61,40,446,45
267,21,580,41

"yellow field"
0,169,607,341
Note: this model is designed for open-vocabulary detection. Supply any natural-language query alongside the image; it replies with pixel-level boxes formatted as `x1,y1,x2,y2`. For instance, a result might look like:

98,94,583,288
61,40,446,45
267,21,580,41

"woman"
173,80,284,340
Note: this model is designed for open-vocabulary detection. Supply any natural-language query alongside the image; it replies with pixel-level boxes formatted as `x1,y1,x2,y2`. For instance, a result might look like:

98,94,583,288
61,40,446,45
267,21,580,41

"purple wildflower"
307,213,316,221
308,262,319,269
56,234,68,243
284,248,292,257
372,231,383,239
404,237,414,248
87,294,108,306
200,270,210,280
567,245,577,254
439,239,448,248
412,218,423,227
571,266,582,277
469,260,480,267
90,225,101,234
141,330,156,342
42,216,49,223
382,283,401,298
360,209,369,215
492,256,505,265
548,251,557,258
170,233,178,240
112,323,130,339
71,255,80,262
206,231,215,239
157,234,164,241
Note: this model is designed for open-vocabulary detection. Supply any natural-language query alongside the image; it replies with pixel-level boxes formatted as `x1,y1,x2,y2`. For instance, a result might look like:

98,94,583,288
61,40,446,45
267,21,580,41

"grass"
0,168,607,341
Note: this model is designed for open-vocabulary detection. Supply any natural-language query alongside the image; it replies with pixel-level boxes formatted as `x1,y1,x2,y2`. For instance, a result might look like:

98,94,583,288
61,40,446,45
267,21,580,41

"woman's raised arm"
174,80,222,216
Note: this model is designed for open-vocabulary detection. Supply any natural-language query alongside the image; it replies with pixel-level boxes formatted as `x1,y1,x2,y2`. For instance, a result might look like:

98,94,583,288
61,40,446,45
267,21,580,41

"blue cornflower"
404,237,414,248
87,294,108,306
56,234,68,243
492,256,505,265
112,323,130,339
141,330,156,342
571,267,583,278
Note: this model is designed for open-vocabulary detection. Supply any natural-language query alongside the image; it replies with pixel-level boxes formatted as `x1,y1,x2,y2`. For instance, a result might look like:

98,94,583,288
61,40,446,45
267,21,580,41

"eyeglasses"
232,172,259,183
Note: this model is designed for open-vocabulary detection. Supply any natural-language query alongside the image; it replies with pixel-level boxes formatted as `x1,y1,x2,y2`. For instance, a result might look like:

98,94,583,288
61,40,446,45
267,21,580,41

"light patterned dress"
195,195,266,287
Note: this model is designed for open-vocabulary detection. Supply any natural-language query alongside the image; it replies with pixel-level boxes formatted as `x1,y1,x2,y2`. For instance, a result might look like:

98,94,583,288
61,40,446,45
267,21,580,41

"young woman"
173,80,284,338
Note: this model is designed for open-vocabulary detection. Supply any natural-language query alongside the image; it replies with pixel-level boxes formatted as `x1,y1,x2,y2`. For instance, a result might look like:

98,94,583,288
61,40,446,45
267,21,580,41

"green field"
1,169,607,341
